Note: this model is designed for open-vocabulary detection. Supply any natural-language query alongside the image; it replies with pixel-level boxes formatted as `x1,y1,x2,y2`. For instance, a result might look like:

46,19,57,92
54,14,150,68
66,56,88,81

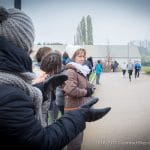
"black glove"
33,74,68,101
85,87,93,97
43,74,68,92
79,98,111,122
33,82,48,101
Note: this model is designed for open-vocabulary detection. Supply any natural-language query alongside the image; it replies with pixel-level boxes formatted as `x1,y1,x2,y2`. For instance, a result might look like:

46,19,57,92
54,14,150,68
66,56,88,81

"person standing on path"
95,60,103,85
63,48,96,150
84,56,94,81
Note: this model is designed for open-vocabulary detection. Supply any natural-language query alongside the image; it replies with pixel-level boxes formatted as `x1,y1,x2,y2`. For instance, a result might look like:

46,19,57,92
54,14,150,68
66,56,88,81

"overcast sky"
1,0,150,44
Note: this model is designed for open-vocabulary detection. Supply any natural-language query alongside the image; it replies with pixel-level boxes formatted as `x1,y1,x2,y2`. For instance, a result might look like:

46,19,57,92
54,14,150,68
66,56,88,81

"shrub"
142,66,150,74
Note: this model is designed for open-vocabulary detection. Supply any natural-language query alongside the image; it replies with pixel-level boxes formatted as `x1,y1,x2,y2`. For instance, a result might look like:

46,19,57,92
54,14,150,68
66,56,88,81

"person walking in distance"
127,60,134,82
121,62,127,78
134,61,141,78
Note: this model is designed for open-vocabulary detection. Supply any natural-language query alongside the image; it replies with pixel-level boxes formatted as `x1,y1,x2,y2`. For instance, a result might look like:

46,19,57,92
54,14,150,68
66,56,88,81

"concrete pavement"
82,72,150,150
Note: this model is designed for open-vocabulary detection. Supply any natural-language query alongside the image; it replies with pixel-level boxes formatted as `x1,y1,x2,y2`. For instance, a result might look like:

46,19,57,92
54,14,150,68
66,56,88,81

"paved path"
82,72,150,150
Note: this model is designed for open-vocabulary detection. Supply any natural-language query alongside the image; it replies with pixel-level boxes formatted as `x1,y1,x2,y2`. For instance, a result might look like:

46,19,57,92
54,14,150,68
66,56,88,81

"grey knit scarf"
0,71,46,126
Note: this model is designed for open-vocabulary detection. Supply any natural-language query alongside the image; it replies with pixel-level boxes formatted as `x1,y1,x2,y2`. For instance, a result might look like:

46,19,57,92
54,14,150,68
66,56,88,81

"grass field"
142,66,150,74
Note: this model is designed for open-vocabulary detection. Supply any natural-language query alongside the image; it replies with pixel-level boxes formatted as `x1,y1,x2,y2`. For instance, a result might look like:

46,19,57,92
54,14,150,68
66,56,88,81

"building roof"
81,45,141,58
83,45,107,58
32,44,141,59
109,45,141,58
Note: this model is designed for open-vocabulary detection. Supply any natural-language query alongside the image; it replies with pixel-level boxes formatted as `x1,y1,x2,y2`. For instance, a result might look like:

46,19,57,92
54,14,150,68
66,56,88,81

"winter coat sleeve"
63,69,87,97
0,85,86,150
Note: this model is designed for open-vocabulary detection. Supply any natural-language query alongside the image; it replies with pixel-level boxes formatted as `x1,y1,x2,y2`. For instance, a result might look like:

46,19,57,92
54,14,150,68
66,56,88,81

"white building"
32,44,141,65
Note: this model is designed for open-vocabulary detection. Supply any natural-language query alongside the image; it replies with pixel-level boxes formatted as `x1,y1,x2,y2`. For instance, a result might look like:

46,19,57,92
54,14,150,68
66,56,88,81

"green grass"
142,66,150,74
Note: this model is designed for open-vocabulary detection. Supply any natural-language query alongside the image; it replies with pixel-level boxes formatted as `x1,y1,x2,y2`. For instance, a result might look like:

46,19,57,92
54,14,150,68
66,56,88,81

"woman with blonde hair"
63,48,96,150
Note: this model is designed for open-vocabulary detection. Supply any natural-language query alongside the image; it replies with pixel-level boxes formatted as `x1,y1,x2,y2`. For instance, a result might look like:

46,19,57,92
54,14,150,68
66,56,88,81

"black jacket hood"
0,36,32,73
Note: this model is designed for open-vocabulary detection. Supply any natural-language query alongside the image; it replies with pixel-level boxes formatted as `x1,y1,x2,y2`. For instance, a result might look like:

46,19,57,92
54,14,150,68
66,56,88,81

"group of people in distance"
0,7,111,150
121,60,141,81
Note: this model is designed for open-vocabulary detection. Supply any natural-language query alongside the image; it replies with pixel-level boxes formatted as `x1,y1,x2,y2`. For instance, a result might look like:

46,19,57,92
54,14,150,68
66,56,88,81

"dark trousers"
128,70,133,81
122,70,126,76
135,69,140,78
66,132,83,150
96,74,100,84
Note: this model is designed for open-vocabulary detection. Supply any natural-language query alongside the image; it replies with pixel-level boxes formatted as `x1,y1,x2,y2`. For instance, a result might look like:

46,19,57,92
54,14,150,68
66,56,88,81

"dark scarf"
0,37,47,127
0,36,32,73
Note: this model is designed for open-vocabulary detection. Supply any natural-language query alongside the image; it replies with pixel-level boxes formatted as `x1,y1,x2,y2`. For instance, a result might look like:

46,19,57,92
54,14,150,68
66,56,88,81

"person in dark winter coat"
0,7,111,150
62,51,71,65
84,56,94,80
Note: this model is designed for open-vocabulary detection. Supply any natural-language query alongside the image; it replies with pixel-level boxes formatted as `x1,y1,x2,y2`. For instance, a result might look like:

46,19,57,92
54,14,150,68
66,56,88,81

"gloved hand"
33,74,68,101
43,74,68,92
85,87,94,97
79,97,111,122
